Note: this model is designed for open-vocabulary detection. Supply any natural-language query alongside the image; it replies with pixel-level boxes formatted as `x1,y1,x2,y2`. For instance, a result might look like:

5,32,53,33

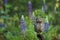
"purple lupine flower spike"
3,0,8,4
44,16,49,32
43,0,46,12
0,18,5,28
41,6,45,13
20,15,26,40
28,1,32,19
0,23,5,27
20,15,26,32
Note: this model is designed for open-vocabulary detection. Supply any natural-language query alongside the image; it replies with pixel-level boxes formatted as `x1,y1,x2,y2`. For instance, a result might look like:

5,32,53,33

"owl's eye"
36,21,42,23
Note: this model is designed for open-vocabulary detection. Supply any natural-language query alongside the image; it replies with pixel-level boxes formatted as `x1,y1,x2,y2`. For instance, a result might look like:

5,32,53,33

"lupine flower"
41,6,45,13
20,15,26,40
20,15,26,32
44,16,49,32
0,18,5,28
3,0,8,4
0,23,5,27
43,0,46,12
28,1,32,19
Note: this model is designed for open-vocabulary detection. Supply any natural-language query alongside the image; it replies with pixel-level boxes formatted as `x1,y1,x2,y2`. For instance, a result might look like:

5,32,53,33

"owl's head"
36,18,42,23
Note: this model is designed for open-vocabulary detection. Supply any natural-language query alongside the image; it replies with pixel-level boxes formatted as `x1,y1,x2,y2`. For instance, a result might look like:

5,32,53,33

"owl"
34,18,44,33
34,17,44,40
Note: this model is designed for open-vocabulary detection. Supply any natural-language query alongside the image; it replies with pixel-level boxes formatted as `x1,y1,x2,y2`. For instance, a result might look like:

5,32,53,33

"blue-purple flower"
3,0,8,4
41,6,45,13
44,16,49,32
0,19,5,28
44,22,49,32
28,1,32,18
20,15,26,32
43,0,46,12
0,23,5,28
